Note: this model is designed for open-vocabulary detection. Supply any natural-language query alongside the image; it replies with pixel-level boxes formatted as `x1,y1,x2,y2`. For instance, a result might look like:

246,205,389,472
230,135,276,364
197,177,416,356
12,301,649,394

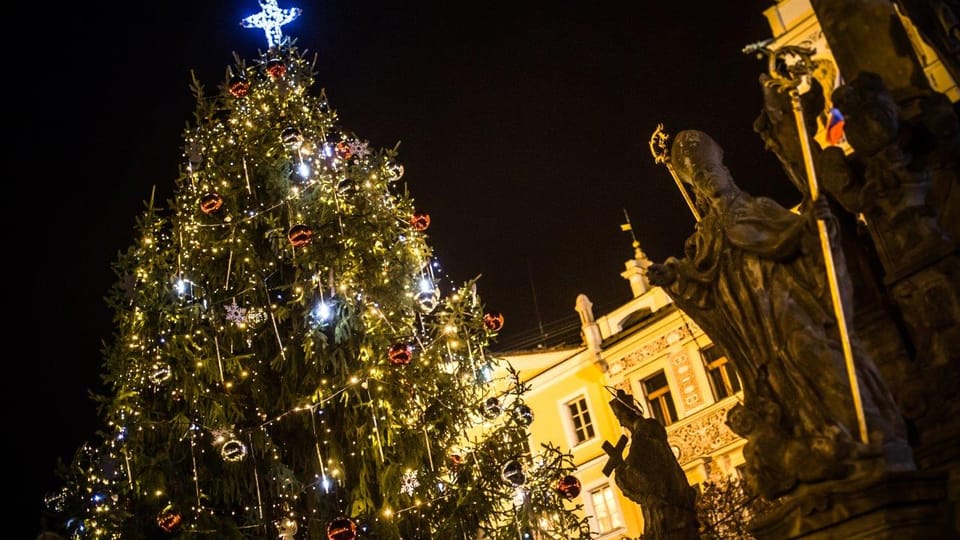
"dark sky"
15,1,794,536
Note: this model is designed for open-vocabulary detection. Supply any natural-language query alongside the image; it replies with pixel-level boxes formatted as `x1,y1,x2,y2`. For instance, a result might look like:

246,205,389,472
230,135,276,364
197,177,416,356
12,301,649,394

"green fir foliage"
41,30,592,540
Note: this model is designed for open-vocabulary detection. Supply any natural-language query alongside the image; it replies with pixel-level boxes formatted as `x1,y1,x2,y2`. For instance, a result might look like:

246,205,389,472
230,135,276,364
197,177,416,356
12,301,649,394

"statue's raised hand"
646,262,677,286
811,196,834,221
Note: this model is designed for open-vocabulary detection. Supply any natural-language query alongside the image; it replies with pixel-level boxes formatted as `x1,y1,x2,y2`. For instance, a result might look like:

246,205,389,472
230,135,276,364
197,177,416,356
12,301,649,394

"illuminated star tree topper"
240,0,303,49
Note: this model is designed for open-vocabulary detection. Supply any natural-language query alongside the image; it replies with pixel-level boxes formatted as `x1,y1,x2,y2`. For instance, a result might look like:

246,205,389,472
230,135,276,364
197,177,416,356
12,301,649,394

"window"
702,344,741,400
565,395,596,445
643,371,678,426
589,484,624,534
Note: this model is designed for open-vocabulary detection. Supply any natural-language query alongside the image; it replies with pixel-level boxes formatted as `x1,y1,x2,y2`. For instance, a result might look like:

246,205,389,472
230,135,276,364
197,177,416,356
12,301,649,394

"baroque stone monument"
619,1,959,538
602,2,958,538
644,126,913,473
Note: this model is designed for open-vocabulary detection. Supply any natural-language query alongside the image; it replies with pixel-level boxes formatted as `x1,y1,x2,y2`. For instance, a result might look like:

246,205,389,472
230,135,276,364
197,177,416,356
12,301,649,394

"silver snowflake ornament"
225,300,248,325
346,139,369,159
400,470,420,496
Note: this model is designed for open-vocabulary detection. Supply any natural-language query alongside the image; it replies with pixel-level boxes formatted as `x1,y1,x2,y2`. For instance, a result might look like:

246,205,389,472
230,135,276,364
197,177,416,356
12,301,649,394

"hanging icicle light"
312,298,332,322
297,161,311,178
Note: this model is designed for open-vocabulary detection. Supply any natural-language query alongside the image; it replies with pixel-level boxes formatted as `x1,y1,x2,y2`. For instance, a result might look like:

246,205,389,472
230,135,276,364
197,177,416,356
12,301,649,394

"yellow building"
493,248,747,538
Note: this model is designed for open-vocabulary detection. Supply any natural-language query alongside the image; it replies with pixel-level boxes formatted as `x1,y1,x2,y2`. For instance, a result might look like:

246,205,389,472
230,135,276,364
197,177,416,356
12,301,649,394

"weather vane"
649,123,701,222
241,0,303,49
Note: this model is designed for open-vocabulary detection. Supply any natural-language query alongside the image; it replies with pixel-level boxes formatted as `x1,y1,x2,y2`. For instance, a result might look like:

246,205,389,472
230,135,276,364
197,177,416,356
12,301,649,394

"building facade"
494,248,747,538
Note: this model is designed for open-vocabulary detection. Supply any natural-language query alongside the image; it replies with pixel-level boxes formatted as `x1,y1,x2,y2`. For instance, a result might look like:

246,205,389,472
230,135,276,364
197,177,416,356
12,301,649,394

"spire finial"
620,208,643,259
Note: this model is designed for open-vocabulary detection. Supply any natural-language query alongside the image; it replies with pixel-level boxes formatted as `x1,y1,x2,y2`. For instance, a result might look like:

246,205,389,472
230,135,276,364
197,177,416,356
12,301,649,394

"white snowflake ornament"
400,470,420,496
225,300,248,325
346,139,369,159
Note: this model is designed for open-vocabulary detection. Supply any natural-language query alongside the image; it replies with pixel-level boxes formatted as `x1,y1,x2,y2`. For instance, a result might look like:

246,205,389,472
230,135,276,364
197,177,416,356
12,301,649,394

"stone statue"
820,72,960,349
817,71,960,467
754,69,919,408
645,129,915,499
606,389,700,540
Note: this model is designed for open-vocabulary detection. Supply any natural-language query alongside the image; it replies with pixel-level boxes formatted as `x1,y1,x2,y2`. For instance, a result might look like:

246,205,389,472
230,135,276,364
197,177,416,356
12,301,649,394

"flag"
825,107,845,145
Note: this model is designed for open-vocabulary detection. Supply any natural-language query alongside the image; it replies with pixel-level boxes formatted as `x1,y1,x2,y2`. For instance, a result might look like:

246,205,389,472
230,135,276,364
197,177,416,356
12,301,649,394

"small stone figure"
820,72,957,281
817,71,960,463
645,129,914,499
606,389,699,540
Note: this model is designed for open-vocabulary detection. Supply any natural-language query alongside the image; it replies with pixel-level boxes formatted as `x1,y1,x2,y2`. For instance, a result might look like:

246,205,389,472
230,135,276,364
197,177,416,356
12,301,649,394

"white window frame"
557,389,597,449
582,481,626,537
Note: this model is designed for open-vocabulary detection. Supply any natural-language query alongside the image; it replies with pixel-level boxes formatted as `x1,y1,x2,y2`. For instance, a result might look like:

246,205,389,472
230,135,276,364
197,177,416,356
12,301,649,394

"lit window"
643,371,677,426
566,395,596,445
589,484,624,534
702,345,741,400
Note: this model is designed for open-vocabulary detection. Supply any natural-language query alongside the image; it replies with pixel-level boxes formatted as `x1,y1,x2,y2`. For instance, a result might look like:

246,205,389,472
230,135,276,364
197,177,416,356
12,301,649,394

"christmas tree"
40,3,593,539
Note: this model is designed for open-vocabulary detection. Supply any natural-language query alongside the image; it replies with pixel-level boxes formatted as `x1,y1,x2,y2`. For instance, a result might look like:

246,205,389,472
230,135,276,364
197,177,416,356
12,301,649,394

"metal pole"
756,44,868,444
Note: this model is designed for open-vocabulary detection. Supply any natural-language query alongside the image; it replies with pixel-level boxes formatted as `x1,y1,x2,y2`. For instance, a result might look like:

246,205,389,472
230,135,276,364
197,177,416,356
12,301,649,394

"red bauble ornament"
157,506,182,532
557,474,582,499
288,224,313,247
410,211,431,232
266,58,287,78
228,75,250,97
449,453,465,467
326,516,357,540
388,342,412,365
200,192,224,214
483,312,504,332
335,141,352,159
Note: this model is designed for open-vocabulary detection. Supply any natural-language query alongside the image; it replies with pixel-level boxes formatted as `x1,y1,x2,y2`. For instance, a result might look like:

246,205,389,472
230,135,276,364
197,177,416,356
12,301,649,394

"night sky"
15,1,794,536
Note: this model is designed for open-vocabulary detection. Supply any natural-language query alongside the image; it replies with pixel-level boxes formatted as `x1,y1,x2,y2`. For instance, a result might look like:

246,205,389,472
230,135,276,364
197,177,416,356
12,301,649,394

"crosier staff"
649,123,701,222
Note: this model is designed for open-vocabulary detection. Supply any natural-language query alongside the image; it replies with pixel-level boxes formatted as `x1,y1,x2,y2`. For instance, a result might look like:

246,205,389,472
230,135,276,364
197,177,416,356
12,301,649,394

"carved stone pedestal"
749,469,954,539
